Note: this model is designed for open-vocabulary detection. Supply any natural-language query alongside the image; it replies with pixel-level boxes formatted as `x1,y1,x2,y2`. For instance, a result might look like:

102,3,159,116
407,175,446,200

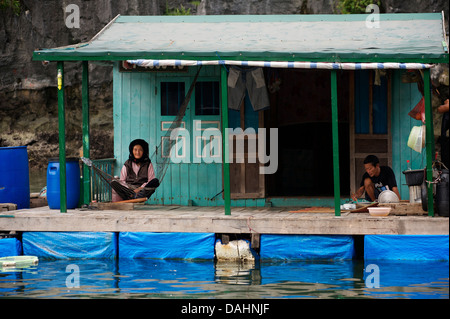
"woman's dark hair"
128,139,150,164
363,155,379,167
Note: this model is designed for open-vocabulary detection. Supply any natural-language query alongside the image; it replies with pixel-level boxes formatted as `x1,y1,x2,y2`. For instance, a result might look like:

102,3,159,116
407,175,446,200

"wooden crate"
89,197,147,210
379,202,426,216
1,203,17,212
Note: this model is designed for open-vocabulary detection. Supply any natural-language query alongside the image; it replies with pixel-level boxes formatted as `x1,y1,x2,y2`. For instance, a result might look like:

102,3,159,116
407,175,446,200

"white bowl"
368,207,391,216
341,203,356,210
378,190,399,203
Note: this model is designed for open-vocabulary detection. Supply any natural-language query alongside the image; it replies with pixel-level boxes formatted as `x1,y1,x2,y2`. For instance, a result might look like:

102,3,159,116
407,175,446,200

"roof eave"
32,50,449,64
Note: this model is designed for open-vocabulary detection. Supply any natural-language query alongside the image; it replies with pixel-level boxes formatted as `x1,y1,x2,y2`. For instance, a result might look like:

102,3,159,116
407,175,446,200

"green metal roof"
33,13,448,63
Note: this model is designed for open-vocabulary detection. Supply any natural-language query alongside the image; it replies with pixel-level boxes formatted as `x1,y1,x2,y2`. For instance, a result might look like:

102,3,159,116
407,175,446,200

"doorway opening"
265,69,350,197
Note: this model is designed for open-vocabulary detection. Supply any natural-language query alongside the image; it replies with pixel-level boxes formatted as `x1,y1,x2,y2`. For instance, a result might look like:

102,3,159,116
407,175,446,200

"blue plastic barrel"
0,146,30,209
47,158,80,209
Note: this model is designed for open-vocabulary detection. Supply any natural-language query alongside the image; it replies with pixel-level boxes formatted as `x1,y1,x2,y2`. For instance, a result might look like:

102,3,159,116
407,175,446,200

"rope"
246,216,257,233
152,66,203,183
81,66,203,200
424,161,448,185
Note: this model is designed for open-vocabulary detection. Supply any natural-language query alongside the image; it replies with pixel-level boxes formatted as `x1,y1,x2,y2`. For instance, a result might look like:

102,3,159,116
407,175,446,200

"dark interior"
265,69,350,197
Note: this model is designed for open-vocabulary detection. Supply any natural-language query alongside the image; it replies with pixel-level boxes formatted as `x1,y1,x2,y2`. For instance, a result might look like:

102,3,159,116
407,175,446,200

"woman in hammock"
111,139,160,202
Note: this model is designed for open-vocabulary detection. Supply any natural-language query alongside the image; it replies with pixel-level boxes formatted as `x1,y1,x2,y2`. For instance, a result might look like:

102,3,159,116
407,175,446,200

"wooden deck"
1,203,448,235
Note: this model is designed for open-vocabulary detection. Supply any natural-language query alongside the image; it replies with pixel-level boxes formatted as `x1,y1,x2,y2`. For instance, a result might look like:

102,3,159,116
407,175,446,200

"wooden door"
349,70,392,193
228,94,265,199
156,71,223,206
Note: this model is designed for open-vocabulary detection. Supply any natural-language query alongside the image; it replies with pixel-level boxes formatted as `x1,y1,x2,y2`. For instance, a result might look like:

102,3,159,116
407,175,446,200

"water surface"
1,259,447,299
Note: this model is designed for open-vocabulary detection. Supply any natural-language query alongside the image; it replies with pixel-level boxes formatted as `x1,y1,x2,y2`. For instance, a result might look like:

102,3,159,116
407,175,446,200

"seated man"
351,155,401,202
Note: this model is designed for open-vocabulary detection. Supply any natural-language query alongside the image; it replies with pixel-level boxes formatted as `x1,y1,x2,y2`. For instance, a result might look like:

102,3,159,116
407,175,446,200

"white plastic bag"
407,125,426,153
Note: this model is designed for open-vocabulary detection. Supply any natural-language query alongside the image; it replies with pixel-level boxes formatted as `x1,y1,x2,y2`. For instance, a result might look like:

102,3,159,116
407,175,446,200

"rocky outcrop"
0,0,448,170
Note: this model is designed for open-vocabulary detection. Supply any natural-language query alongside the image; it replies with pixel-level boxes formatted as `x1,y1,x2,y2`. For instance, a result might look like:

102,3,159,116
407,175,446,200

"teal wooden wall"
391,70,426,200
113,64,267,207
113,65,223,206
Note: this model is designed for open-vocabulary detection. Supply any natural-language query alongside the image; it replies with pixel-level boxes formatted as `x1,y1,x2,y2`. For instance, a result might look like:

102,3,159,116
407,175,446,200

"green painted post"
57,62,67,213
423,68,435,217
221,66,231,215
331,70,341,216
82,61,91,205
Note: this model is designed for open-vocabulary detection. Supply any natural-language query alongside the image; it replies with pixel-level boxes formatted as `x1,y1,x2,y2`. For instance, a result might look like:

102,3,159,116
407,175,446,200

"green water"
29,169,46,193
1,259,448,299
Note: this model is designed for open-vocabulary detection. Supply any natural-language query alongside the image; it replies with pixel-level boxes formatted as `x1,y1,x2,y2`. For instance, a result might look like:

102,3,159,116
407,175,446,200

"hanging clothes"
227,66,270,111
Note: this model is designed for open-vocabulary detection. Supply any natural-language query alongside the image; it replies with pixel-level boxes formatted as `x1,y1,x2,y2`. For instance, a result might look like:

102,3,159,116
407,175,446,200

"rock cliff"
0,0,448,169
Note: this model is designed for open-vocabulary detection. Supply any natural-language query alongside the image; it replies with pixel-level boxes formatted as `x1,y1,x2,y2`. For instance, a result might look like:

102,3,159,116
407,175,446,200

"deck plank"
0,205,448,235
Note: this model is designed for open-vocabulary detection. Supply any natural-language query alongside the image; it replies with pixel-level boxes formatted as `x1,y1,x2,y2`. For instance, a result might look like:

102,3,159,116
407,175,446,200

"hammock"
81,66,203,201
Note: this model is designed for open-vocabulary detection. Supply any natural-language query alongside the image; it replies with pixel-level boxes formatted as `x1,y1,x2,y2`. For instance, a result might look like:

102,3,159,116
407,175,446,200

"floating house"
33,13,449,216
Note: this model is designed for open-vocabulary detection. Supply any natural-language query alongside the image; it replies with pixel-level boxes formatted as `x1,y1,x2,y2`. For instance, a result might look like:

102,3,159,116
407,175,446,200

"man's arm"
351,185,365,201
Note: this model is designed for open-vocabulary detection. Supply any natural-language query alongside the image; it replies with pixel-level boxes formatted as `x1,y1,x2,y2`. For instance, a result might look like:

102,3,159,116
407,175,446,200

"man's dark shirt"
360,166,398,200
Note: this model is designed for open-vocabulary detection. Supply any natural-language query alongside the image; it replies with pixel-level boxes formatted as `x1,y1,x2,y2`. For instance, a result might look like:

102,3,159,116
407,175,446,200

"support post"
331,70,341,216
57,62,67,213
423,68,435,217
82,61,91,205
221,65,231,215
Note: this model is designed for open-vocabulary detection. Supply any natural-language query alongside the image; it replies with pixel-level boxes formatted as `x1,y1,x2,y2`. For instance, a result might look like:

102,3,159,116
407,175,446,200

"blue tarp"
260,235,355,260
119,232,215,259
364,235,449,261
22,232,117,259
0,238,22,258
362,260,449,298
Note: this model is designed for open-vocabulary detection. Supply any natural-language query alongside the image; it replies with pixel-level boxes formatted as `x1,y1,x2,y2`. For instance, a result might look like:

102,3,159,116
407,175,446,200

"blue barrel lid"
0,145,27,150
